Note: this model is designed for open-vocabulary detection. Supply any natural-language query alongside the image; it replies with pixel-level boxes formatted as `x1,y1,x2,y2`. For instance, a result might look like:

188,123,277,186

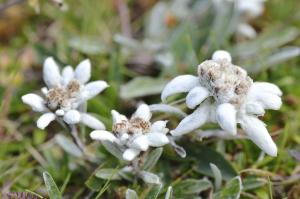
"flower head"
90,104,169,161
161,50,282,156
22,57,108,130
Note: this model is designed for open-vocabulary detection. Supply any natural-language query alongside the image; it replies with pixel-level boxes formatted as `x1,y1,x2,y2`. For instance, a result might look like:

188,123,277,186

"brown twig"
115,0,132,38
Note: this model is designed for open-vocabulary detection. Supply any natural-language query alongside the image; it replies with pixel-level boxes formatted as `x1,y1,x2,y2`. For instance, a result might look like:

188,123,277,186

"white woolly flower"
161,50,282,157
22,57,108,130
235,0,265,39
90,104,170,161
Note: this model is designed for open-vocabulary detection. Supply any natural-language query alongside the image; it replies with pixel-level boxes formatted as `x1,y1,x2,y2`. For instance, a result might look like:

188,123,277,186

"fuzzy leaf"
102,141,123,160
55,134,83,158
95,168,122,180
126,189,139,199
43,172,62,199
173,179,211,197
185,144,237,180
144,183,163,199
140,171,161,184
213,176,242,199
120,77,168,99
142,148,163,171
149,104,187,118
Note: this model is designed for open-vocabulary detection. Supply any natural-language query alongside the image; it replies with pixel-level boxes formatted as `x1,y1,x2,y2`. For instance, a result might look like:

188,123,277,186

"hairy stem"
70,124,85,152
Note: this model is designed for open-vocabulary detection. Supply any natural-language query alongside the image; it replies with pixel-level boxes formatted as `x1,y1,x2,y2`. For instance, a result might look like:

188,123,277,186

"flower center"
198,60,253,107
112,117,151,135
46,80,81,110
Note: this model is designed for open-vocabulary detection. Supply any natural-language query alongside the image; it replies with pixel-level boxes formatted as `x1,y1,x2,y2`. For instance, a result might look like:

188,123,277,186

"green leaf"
242,177,267,191
95,168,122,180
55,134,83,158
214,176,242,199
173,179,212,197
185,144,237,180
126,189,139,199
142,148,163,171
144,183,163,199
43,172,62,199
120,77,168,99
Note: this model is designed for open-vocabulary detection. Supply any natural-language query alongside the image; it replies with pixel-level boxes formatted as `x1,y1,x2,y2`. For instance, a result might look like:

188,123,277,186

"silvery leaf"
139,171,161,184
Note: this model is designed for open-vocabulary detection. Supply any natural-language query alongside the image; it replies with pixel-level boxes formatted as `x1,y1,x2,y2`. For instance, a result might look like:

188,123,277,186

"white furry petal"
22,93,47,112
62,66,74,85
37,112,56,129
43,57,61,88
147,132,169,147
80,81,109,102
186,86,210,109
90,130,116,142
236,23,257,39
130,135,149,151
256,93,282,110
245,102,265,115
123,148,140,161
132,104,151,121
171,102,210,136
240,116,277,157
161,75,199,102
63,110,81,124
212,50,232,63
150,120,168,133
252,82,282,96
111,110,128,124
216,103,237,135
81,113,105,130
75,59,91,84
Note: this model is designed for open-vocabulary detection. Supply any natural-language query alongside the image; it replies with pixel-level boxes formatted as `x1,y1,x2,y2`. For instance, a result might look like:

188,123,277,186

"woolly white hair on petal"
80,81,109,101
212,50,232,63
55,109,65,116
63,110,81,124
236,23,257,39
186,86,210,109
130,135,149,151
90,130,117,142
61,66,74,85
216,103,237,135
171,102,210,136
75,59,91,84
150,121,168,133
123,148,140,161
111,110,127,124
133,104,152,121
146,132,169,147
161,75,200,102
21,93,47,112
37,112,56,129
245,102,265,115
43,57,61,88
251,82,282,96
241,116,277,157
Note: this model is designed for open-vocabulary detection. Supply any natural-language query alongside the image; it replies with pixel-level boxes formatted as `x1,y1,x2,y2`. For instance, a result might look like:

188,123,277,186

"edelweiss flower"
236,0,265,39
161,50,282,156
22,57,108,130
90,104,169,161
